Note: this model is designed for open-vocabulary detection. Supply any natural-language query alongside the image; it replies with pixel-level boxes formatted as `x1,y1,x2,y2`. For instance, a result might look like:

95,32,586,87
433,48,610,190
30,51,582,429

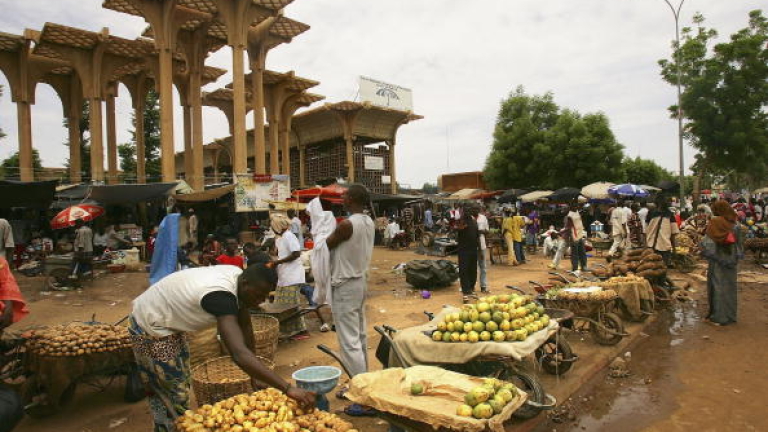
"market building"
175,101,422,194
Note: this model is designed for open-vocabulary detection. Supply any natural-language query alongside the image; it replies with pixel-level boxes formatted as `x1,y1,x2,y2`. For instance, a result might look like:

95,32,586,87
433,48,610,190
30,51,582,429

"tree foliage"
421,182,439,194
484,86,625,190
1,149,43,179
119,89,161,182
622,156,674,186
659,10,768,185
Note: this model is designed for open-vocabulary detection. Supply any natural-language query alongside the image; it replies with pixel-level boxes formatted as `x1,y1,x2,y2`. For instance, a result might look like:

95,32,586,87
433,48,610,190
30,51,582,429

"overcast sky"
0,0,762,187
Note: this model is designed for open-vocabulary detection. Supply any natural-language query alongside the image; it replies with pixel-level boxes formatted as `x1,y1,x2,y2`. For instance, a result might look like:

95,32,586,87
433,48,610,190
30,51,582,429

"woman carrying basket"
129,255,314,432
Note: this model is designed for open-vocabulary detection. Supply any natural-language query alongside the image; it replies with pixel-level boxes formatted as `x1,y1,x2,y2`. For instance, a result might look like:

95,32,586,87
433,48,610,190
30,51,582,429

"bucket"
124,248,141,270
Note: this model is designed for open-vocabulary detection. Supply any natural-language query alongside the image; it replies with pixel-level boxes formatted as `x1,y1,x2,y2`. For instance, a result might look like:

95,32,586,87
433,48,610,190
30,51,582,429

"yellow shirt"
503,216,524,242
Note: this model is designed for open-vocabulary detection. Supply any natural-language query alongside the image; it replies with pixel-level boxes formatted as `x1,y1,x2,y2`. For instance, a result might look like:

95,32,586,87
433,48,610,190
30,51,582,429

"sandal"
342,403,377,417
335,386,349,401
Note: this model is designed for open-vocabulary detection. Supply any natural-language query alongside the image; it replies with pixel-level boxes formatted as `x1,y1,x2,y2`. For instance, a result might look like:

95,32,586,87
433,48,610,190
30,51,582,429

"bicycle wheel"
498,367,546,420
590,312,625,346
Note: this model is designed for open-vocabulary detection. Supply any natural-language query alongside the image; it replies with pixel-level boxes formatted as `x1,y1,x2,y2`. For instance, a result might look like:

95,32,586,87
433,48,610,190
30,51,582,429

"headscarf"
270,213,291,234
706,200,737,245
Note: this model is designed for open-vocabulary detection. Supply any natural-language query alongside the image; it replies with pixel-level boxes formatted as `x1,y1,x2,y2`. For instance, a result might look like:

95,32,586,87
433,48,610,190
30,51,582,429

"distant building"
438,171,486,193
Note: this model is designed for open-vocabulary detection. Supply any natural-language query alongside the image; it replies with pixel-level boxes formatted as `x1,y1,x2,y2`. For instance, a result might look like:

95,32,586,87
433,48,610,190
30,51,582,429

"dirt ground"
7,247,768,432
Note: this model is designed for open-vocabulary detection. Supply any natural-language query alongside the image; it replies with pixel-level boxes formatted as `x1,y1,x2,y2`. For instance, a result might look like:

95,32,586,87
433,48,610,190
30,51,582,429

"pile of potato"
553,289,618,302
26,324,131,357
176,388,357,432
593,249,667,279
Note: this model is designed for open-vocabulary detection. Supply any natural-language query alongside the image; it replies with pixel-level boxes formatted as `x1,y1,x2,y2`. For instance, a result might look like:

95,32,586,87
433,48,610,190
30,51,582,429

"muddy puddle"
537,302,702,432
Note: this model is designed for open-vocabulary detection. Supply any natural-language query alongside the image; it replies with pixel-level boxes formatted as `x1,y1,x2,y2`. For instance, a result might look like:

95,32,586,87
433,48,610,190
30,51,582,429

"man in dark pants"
456,206,480,302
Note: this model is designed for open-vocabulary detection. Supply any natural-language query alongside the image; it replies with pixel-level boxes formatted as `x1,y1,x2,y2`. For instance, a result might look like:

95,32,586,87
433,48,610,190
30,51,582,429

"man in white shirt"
608,203,628,257
287,209,304,248
565,203,588,272
270,214,307,338
472,207,490,293
0,217,14,261
637,203,649,234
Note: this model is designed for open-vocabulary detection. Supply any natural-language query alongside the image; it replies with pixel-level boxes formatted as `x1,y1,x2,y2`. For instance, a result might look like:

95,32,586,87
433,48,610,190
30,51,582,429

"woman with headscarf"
701,200,743,326
269,213,309,339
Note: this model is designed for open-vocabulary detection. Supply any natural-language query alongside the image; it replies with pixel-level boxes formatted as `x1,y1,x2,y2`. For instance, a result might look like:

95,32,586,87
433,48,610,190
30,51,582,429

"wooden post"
106,93,118,184
135,97,146,184
231,45,247,175
68,91,82,183
158,47,176,182
89,97,105,182
16,101,34,181
298,144,306,187
251,60,266,174
388,139,397,194
183,104,193,183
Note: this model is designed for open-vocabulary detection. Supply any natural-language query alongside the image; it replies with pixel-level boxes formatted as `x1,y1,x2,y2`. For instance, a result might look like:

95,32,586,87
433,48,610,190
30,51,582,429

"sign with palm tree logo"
359,76,413,111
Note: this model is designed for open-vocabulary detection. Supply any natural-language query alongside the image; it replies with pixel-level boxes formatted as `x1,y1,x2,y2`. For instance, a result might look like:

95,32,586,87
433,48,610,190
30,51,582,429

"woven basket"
191,356,274,406
251,314,279,361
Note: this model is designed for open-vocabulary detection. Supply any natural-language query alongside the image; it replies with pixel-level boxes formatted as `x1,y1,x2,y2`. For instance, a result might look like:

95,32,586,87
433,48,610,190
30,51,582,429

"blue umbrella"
608,184,650,198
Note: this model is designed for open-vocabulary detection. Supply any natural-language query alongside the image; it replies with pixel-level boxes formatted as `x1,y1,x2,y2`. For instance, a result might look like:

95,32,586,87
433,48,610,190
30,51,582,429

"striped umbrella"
607,184,650,198
50,204,105,230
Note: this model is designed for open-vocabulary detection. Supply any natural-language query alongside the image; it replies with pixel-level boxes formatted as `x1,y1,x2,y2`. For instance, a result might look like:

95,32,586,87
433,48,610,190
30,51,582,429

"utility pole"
663,0,687,206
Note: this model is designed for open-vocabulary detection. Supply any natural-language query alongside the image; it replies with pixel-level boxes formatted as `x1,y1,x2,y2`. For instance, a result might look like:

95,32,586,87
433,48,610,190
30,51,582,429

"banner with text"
359,76,413,111
234,174,291,212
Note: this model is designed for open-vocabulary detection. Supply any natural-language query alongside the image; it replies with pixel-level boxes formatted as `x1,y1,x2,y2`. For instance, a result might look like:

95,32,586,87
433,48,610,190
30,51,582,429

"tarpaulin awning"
0,180,58,208
174,184,236,203
293,184,347,202
89,183,177,204
520,190,553,203
448,189,483,200
547,187,583,203
469,190,504,200
370,193,420,204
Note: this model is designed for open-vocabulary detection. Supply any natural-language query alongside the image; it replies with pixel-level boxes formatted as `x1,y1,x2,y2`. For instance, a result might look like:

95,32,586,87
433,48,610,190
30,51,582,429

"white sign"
359,76,413,111
382,175,391,185
234,174,291,212
364,155,385,171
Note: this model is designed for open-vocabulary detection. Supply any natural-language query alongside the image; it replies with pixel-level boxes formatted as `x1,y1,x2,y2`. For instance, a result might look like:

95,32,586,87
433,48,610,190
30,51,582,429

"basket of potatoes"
25,323,132,358
176,388,358,432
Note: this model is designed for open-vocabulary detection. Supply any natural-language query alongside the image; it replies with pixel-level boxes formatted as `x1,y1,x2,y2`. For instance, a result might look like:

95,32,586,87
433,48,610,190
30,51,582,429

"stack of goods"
431,294,550,343
674,233,695,255
745,238,768,251
455,378,519,419
176,388,357,432
26,324,131,357
542,287,618,302
593,249,667,280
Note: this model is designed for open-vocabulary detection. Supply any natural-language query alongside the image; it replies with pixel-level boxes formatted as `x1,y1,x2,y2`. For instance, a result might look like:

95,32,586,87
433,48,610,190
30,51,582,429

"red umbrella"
50,204,105,230
293,184,348,202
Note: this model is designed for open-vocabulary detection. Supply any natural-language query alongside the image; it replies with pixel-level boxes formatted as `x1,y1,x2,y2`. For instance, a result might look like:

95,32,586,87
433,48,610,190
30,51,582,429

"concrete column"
251,67,267,174
89,98,105,182
183,104,193,183
213,149,220,183
298,145,306,187
279,128,290,176
135,101,146,184
105,94,118,184
231,45,247,175
67,106,82,183
158,47,176,182
389,140,397,194
268,119,280,174
345,135,355,183
16,101,34,181
191,74,204,190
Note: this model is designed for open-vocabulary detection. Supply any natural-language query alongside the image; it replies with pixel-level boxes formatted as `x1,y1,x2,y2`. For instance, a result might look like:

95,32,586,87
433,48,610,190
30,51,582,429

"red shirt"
216,254,244,269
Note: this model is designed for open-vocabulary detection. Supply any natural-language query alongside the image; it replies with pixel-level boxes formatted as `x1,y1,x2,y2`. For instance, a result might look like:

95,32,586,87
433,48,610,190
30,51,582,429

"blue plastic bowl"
292,366,342,394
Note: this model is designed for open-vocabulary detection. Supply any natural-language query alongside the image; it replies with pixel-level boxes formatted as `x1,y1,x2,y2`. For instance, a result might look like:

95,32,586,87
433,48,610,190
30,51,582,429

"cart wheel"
620,299,653,323
590,312,624,346
535,337,575,376
124,366,146,403
421,232,435,248
45,268,74,291
498,368,546,420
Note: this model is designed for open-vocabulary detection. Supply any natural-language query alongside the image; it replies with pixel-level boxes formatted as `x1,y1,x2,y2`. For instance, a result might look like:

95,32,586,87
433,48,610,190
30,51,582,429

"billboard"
364,155,385,171
234,174,291,212
359,76,413,111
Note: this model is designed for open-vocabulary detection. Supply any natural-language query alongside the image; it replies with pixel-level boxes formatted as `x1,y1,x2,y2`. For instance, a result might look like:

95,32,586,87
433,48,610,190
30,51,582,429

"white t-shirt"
476,214,489,251
637,207,649,233
567,211,586,239
132,266,242,337
276,230,305,287
610,207,627,235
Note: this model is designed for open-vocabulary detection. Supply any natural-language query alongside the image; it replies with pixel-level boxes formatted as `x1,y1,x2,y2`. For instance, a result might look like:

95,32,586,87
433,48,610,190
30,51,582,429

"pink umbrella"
50,204,105,230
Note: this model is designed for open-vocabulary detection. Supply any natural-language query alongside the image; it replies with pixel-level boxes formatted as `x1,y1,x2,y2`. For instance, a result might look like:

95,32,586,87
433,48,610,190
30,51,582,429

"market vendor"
0,256,28,432
130,262,315,431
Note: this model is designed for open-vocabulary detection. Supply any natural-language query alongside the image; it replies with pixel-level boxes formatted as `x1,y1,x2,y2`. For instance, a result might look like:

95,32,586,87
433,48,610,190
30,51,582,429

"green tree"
118,142,136,175
422,182,439,194
621,156,674,186
1,149,43,179
484,86,625,189
118,89,161,182
484,86,559,189
659,10,768,186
